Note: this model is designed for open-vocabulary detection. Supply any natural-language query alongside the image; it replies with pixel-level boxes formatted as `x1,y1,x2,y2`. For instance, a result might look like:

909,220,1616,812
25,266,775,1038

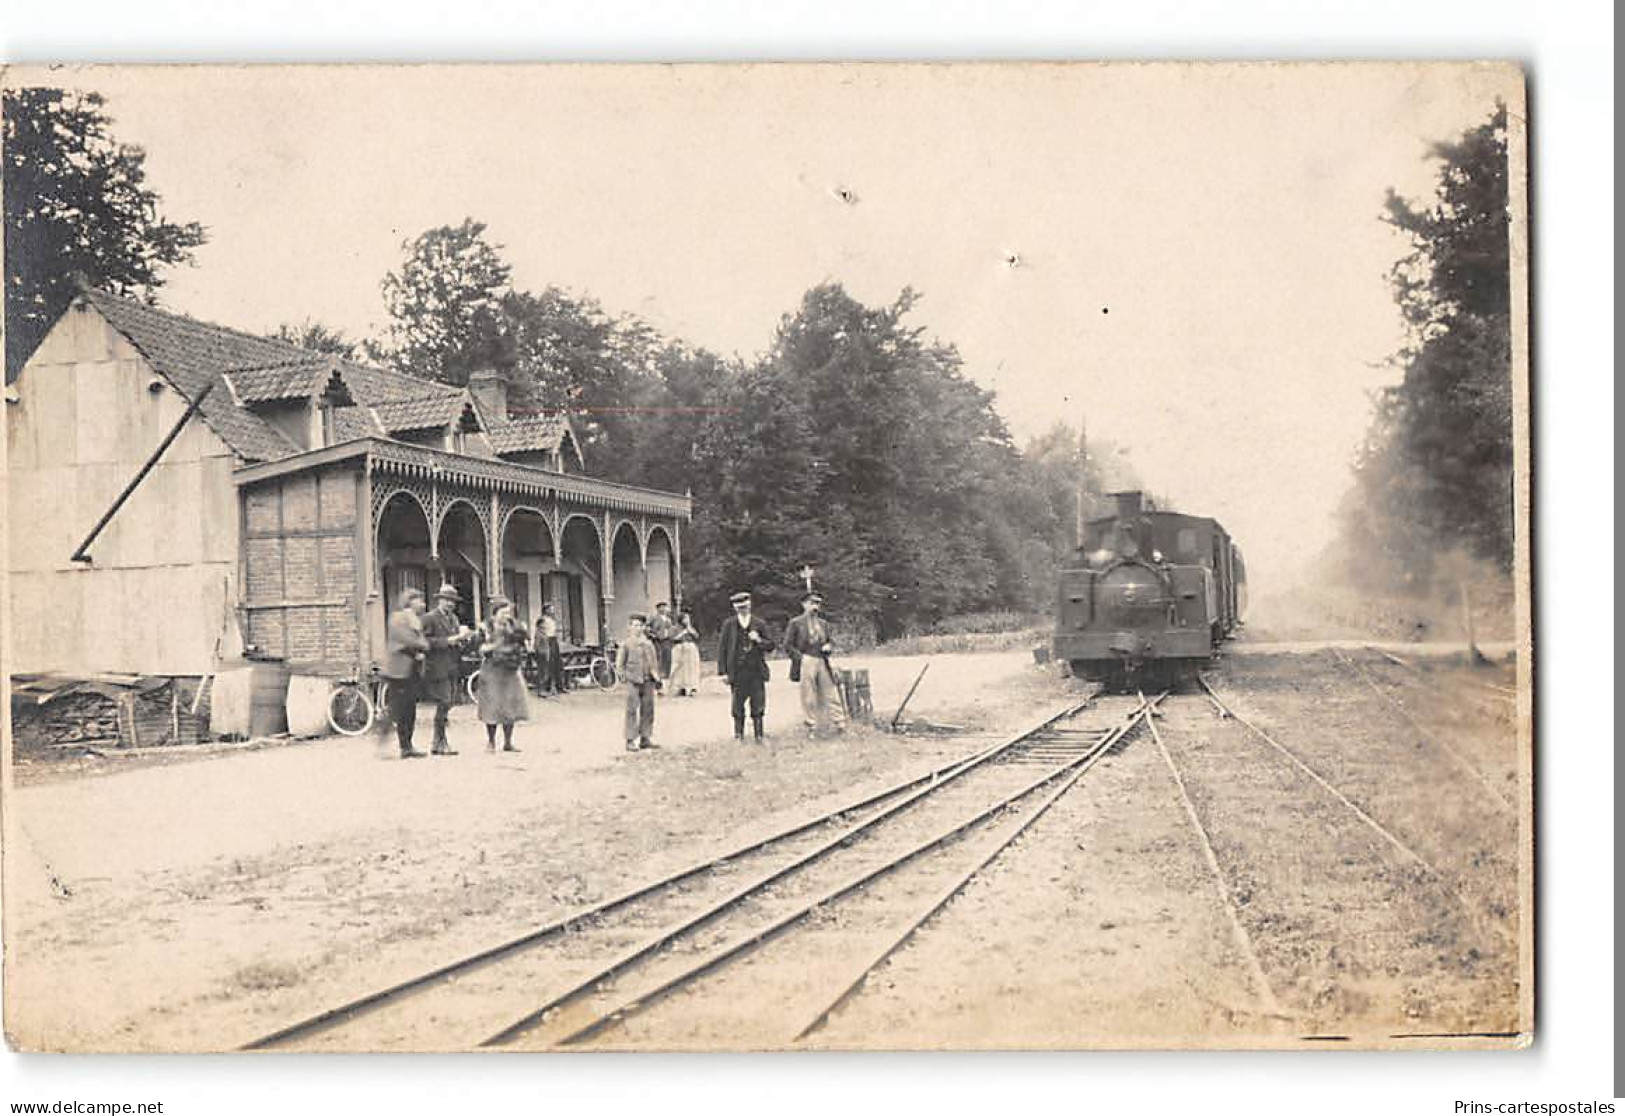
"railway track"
1331,649,1515,812
244,690,1160,1051
1194,674,1518,969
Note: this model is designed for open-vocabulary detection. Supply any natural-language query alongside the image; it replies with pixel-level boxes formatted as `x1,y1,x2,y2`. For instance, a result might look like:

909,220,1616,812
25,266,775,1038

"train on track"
1054,491,1246,687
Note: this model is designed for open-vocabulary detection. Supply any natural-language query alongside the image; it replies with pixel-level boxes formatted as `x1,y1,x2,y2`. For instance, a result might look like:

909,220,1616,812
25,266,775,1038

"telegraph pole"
1075,419,1089,549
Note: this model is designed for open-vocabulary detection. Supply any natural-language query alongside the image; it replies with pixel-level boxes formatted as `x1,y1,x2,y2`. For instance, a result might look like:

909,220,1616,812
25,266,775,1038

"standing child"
616,614,661,753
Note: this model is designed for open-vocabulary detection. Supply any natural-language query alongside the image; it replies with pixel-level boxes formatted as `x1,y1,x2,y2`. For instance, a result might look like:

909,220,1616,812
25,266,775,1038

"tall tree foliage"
273,319,358,358
691,283,1078,638
375,221,677,474
372,225,1135,638
1342,105,1514,588
3,87,206,378
375,219,511,384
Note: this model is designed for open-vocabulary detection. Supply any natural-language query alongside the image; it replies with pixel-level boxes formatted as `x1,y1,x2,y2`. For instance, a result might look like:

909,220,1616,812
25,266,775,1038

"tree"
272,319,358,359
3,87,206,378
375,218,511,384
694,282,1057,639
1343,104,1514,585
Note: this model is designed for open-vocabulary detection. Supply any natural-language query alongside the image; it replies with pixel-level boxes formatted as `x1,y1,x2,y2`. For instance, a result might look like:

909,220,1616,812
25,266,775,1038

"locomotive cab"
1053,492,1243,688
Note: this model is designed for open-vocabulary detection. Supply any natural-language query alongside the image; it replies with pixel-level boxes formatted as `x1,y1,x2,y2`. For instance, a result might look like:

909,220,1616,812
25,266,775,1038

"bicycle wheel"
591,658,617,691
466,670,481,704
328,684,375,736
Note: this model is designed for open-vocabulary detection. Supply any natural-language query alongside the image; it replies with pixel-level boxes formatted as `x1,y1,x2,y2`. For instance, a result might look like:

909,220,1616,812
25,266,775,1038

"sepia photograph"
2,59,1534,1057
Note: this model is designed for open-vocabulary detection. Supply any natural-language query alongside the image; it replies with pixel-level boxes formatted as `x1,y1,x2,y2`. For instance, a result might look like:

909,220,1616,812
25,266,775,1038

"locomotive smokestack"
1111,491,1144,518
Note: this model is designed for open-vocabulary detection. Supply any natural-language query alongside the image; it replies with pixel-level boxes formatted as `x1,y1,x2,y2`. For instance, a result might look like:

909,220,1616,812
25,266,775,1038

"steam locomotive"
1053,491,1246,687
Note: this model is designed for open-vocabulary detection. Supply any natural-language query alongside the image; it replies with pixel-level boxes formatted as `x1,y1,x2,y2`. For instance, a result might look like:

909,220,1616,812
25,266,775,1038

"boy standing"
616,614,661,752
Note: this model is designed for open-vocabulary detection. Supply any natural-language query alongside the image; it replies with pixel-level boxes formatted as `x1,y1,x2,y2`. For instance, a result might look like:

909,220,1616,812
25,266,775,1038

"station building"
5,291,691,683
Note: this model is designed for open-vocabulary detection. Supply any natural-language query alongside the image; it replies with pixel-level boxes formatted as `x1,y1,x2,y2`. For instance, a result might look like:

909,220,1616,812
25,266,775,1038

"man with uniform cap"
421,584,473,755
785,591,847,737
715,590,774,742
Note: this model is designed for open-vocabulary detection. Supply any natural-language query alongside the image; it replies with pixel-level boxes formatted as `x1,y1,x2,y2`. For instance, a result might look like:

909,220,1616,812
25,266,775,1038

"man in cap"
533,602,564,696
615,613,661,752
421,584,472,755
646,601,677,686
381,588,430,758
715,590,774,742
785,591,847,737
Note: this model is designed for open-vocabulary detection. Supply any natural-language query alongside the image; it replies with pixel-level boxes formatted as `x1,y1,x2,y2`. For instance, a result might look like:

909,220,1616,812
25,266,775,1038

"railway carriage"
1054,491,1246,687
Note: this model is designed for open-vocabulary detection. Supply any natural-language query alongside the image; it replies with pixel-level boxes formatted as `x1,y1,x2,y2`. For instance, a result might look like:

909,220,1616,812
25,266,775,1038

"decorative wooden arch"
497,503,560,561
434,495,487,544
609,516,646,566
372,486,432,560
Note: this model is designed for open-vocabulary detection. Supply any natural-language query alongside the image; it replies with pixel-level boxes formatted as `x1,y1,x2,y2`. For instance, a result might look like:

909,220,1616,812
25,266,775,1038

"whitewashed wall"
6,303,240,676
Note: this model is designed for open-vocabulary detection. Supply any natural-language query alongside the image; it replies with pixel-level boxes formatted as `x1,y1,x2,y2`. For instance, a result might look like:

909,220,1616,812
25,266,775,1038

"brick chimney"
467,368,510,423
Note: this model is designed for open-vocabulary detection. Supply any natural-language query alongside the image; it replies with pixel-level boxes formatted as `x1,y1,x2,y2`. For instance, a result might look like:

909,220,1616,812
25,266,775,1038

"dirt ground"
2,642,1528,1051
3,650,1043,1051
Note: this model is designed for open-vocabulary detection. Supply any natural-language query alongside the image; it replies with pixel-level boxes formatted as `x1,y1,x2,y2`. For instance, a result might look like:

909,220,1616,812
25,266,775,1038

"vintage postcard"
1,62,1530,1052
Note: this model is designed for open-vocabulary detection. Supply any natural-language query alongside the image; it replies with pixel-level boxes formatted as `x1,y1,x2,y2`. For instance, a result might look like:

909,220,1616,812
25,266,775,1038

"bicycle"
560,643,618,691
327,668,385,736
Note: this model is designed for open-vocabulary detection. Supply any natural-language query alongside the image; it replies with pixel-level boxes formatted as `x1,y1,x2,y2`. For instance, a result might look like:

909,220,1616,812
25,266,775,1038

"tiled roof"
331,405,385,441
486,415,570,454
371,394,472,434
80,291,469,463
84,292,303,462
225,359,333,403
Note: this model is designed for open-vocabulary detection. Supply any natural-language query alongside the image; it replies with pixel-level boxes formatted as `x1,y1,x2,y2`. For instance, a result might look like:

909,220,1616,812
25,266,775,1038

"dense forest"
364,218,1136,636
1334,104,1516,600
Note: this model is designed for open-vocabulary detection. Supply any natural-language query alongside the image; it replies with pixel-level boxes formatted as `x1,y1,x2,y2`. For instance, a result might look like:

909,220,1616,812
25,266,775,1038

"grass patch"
230,960,306,993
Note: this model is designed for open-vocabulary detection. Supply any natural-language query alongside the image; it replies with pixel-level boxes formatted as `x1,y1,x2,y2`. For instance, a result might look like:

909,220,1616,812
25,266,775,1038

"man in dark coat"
422,584,471,755
646,601,677,684
716,590,774,743
382,588,429,758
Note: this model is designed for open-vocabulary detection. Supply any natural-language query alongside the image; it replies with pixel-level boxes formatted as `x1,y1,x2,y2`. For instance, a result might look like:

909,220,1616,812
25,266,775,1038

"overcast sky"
19,62,1519,592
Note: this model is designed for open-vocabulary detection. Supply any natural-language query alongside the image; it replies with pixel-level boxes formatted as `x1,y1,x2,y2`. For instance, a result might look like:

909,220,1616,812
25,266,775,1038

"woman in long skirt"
669,610,703,696
478,597,530,752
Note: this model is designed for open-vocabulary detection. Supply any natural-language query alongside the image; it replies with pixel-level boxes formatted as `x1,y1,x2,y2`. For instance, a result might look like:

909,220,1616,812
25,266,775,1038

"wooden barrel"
248,660,291,738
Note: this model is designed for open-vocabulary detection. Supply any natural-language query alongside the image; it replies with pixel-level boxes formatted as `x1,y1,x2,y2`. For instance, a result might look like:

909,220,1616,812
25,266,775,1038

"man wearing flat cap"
785,591,847,737
616,613,661,752
421,584,473,755
715,590,774,742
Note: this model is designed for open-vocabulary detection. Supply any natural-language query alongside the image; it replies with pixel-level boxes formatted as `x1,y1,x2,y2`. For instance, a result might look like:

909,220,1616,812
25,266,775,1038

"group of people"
380,583,533,758
624,588,845,753
380,584,845,759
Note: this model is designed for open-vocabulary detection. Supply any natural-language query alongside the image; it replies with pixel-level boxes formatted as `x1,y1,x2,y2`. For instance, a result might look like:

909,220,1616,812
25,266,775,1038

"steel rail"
1137,690,1287,1022
473,694,1106,1047
1333,649,1514,812
242,693,1097,1051
790,694,1164,1043
1197,676,1433,872
1199,674,1518,962
526,697,1156,1049
1363,645,1516,700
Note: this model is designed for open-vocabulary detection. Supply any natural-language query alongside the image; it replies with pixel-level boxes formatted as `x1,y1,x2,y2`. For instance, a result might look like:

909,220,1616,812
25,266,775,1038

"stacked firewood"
11,677,213,755
12,692,122,751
